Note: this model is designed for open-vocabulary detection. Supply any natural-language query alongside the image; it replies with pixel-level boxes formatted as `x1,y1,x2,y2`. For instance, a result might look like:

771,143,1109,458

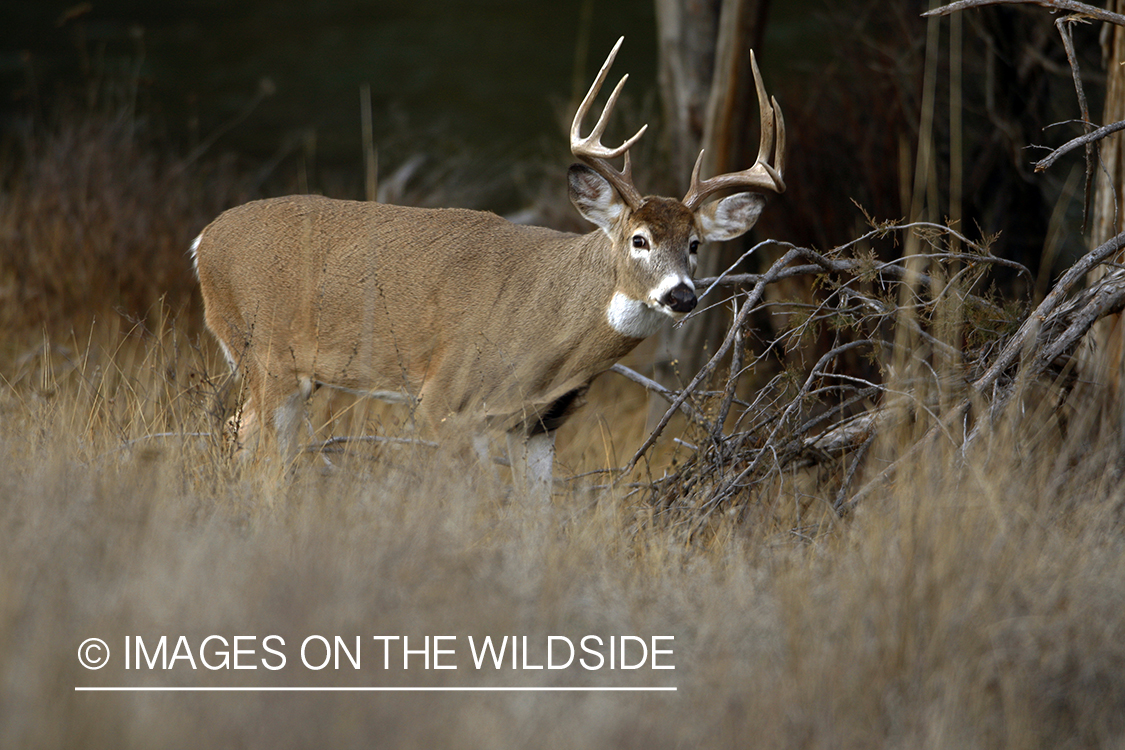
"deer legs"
227,364,312,464
507,430,556,502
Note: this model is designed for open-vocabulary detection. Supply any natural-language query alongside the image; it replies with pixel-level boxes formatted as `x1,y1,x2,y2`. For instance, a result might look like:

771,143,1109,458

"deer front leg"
507,430,556,502
224,400,259,458
233,363,311,464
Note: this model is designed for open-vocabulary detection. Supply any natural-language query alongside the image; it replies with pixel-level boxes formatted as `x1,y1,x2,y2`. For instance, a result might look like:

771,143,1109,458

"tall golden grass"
3,108,1125,749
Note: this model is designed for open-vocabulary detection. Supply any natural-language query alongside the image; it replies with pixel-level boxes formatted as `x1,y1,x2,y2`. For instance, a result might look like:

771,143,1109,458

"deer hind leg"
506,430,556,502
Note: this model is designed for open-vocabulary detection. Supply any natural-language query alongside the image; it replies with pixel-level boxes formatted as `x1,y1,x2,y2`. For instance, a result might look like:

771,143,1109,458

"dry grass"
4,111,1125,749
0,112,252,338
5,316,1125,748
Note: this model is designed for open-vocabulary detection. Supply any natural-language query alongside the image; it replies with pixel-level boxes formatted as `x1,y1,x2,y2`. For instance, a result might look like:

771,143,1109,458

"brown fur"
195,195,665,452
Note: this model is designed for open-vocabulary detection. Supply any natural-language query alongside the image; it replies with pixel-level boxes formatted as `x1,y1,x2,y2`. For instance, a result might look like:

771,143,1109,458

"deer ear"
697,192,766,242
568,164,626,232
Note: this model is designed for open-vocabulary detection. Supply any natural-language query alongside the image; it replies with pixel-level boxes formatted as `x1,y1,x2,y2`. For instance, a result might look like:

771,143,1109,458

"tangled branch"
613,218,1125,532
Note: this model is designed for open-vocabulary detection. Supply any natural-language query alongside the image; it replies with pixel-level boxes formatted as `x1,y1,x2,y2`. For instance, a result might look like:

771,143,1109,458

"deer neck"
605,290,667,340
572,230,668,341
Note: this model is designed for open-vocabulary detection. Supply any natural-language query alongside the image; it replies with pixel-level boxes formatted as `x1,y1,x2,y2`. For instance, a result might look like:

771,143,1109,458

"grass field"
4,111,1125,749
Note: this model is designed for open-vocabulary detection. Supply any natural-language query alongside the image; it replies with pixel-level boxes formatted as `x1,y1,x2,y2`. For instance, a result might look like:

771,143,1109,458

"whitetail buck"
192,38,785,496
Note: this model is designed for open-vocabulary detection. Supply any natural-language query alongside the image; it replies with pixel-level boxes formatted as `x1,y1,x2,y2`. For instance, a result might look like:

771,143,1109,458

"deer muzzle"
663,283,697,314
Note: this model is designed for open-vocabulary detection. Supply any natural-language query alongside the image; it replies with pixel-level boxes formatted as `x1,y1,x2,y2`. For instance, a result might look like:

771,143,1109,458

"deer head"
567,37,785,332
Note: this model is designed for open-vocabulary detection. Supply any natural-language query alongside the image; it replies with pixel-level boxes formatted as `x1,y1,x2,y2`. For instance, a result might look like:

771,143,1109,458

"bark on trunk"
653,0,771,393
1087,0,1125,417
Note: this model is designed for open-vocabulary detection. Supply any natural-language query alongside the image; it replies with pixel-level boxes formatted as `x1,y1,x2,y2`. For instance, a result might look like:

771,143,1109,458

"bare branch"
973,230,1125,394
1032,270,1125,373
924,0,1125,27
1053,15,1095,226
621,244,812,473
625,1,1125,532
833,430,877,513
1035,119,1125,172
711,339,879,501
846,230,1125,507
714,297,744,435
609,364,710,427
629,210,1125,527
308,435,438,453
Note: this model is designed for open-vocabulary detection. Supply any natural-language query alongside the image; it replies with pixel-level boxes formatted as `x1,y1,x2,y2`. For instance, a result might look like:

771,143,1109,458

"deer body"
194,196,658,444
193,38,786,496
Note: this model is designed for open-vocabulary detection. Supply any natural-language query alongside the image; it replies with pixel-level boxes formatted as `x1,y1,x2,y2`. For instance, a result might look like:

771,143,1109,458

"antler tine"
682,49,786,211
571,36,647,209
771,94,786,179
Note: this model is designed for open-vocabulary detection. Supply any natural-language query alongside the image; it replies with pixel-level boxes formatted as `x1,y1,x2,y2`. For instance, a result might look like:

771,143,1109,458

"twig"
1053,15,1095,226
307,435,439,453
700,246,1027,318
1034,119,1125,173
699,239,779,299
714,297,744,436
622,245,811,474
626,223,1007,477
849,230,1125,506
1031,270,1125,374
833,430,877,513
609,364,709,427
707,340,879,506
924,0,1125,27
972,229,1125,394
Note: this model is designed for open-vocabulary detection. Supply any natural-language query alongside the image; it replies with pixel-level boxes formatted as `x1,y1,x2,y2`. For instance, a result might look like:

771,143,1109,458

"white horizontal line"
75,686,676,692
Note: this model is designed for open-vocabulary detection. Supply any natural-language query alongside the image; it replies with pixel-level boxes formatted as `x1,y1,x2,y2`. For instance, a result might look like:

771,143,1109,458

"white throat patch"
606,292,667,339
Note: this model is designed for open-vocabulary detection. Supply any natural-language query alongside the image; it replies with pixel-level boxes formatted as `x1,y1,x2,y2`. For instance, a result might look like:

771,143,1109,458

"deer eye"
689,240,700,254
632,235,649,250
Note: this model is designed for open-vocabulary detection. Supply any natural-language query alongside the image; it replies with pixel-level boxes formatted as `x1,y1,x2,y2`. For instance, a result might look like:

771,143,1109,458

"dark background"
0,1,663,183
0,0,1107,323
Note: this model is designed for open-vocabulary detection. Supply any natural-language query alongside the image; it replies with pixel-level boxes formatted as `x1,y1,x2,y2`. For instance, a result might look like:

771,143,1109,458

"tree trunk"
1088,0,1125,419
652,0,771,393
656,0,722,184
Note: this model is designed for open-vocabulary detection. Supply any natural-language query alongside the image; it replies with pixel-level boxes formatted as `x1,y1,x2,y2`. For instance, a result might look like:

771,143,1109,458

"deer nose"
663,283,697,313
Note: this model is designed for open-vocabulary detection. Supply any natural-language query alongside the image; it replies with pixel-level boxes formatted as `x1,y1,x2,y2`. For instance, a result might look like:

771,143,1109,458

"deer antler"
570,37,647,210
682,50,786,211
